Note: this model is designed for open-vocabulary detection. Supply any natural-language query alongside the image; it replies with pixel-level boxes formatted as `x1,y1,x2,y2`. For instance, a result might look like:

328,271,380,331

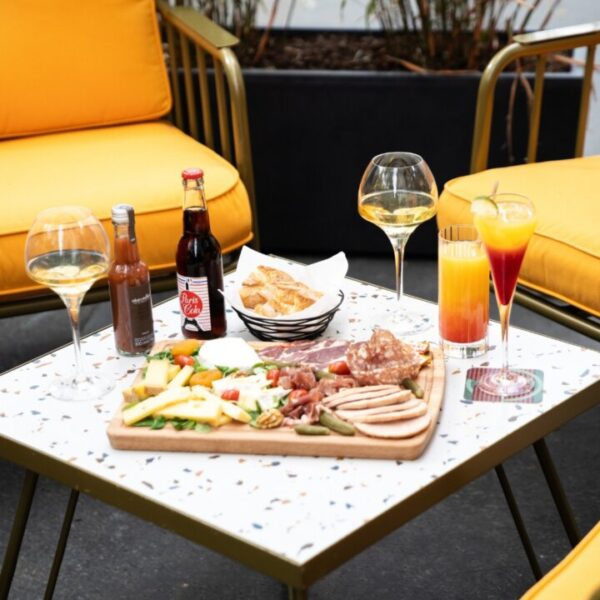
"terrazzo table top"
1,271,599,584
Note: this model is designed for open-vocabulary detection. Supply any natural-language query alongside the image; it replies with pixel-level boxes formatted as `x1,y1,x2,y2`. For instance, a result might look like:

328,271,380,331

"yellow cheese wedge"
190,385,223,403
143,359,170,395
156,398,222,425
168,365,194,388
123,387,191,426
221,401,251,423
122,387,136,403
215,413,233,426
132,382,148,401
167,364,181,382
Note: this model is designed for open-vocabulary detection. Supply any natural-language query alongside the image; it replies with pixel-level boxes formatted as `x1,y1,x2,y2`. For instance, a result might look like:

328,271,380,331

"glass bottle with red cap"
176,168,226,339
108,204,155,355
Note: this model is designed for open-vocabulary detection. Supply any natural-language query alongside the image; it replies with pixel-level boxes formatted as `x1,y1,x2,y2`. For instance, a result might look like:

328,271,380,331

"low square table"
1,268,599,598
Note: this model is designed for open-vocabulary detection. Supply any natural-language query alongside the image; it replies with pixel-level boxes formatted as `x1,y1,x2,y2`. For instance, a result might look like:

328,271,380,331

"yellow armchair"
0,0,256,315
437,22,600,339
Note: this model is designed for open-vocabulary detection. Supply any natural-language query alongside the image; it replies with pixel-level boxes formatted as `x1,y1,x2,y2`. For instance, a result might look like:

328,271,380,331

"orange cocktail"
438,225,489,358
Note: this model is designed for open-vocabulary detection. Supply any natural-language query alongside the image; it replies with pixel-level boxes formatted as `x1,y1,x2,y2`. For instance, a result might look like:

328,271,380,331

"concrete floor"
1,255,599,599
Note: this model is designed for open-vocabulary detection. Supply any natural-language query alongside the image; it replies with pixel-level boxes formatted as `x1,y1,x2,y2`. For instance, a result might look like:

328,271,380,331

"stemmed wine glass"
472,193,537,397
358,152,438,335
25,206,113,401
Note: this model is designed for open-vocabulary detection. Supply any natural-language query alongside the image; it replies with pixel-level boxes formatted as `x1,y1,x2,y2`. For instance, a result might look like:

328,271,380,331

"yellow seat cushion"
0,0,171,138
0,122,252,300
438,156,600,317
520,521,600,599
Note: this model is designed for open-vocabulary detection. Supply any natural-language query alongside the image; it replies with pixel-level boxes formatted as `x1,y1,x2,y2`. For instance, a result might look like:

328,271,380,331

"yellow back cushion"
0,0,171,139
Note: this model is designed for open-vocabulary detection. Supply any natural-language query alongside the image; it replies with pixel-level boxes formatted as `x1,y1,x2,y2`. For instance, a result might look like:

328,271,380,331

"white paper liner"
224,246,348,320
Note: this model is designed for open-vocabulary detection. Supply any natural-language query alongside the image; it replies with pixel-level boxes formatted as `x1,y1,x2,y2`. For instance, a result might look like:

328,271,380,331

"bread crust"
240,266,323,316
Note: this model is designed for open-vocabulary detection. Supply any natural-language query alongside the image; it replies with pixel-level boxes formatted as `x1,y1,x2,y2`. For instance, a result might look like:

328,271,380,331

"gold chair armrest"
157,1,239,54
157,1,258,248
471,21,600,173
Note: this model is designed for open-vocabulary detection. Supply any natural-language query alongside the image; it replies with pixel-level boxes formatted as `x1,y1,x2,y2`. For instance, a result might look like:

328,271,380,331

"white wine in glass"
358,152,438,335
25,206,113,401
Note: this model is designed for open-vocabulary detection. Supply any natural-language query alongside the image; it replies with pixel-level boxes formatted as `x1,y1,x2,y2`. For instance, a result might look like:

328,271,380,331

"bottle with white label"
108,204,155,355
175,168,226,339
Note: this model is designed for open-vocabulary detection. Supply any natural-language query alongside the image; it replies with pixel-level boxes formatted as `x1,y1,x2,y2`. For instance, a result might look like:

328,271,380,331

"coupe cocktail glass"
472,193,537,397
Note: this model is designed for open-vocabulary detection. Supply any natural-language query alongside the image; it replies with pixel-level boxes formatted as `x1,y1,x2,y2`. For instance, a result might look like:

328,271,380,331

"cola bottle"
175,168,226,339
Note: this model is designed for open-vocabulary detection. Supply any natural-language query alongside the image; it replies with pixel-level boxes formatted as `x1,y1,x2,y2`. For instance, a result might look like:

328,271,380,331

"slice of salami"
346,329,420,386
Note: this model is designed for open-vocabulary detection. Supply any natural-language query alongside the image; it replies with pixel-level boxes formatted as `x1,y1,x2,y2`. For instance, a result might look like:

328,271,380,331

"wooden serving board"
107,342,445,460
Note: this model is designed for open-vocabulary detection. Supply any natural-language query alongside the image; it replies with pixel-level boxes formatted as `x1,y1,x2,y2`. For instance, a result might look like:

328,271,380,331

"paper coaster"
464,368,544,403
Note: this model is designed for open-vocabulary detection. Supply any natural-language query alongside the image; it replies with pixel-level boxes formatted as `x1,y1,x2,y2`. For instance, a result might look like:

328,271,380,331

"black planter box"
243,69,581,257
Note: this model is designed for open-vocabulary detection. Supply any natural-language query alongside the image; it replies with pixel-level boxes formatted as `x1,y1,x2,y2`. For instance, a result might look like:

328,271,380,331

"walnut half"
256,408,284,429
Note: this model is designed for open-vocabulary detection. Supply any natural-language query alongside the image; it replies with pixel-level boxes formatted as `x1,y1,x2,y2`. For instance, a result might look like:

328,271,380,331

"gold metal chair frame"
470,21,600,341
0,3,256,318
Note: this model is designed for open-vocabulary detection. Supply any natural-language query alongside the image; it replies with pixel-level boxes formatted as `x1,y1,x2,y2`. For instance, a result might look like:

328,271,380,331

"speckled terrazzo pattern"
0,272,599,565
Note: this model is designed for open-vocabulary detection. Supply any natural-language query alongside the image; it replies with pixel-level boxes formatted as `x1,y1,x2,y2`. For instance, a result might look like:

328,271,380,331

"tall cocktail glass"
472,193,537,397
438,225,489,358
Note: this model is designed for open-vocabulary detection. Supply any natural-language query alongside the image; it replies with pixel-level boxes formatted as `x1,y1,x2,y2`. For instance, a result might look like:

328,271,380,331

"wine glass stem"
498,301,512,373
63,294,85,375
391,235,409,305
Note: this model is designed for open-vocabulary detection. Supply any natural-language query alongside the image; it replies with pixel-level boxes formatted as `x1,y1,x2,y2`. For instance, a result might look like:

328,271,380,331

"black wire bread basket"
232,291,344,341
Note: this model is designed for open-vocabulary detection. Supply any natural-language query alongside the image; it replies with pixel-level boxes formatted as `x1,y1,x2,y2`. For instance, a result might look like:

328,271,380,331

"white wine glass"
358,152,438,335
25,206,113,401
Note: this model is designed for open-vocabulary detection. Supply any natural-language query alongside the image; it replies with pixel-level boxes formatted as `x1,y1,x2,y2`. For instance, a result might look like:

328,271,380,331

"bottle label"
129,285,154,347
177,274,212,332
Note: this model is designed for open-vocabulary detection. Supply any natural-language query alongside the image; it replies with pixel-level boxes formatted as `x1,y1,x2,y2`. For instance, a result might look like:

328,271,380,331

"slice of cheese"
167,364,181,382
168,365,194,388
143,359,170,395
157,398,222,425
123,387,191,426
221,401,251,423
190,386,223,403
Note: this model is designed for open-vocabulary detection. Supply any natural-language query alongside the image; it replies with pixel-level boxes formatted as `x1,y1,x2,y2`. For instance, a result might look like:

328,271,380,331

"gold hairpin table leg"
495,464,543,580
44,489,79,600
288,585,308,599
533,439,581,547
0,469,38,600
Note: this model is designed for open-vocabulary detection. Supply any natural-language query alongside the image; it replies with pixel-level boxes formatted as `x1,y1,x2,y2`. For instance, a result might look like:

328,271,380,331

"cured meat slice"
354,413,431,439
317,375,357,397
326,389,411,410
339,401,427,424
322,384,400,407
335,398,422,420
257,339,349,370
346,329,421,385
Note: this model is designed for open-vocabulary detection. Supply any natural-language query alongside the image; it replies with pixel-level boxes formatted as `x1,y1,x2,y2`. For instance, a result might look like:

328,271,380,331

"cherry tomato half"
266,368,280,386
221,389,240,401
328,361,351,375
174,354,195,368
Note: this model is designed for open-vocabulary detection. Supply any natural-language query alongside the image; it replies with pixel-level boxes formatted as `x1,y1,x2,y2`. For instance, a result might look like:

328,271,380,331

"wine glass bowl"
25,206,113,401
358,152,438,335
